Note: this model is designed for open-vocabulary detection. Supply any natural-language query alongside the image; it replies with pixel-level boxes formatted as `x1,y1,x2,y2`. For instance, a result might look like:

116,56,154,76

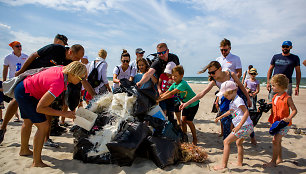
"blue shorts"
14,81,46,123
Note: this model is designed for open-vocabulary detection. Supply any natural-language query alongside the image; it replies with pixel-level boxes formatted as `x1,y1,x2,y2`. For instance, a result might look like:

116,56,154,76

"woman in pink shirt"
14,61,87,167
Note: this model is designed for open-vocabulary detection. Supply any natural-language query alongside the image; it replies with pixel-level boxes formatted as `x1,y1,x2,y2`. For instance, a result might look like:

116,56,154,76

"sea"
107,77,306,88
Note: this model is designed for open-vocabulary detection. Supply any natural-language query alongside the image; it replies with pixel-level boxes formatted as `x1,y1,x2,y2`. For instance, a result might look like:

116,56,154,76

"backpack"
88,61,104,88
116,65,133,76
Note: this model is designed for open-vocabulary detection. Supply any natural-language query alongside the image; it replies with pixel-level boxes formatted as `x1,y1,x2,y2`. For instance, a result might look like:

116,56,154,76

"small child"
157,65,200,145
244,68,260,110
157,62,181,125
133,58,157,88
263,74,297,168
213,81,254,170
0,81,4,122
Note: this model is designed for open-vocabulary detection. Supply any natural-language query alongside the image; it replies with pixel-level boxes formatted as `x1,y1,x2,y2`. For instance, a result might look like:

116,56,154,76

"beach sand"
0,84,305,173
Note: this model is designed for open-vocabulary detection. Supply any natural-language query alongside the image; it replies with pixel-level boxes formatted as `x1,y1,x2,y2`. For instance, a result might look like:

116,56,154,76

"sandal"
14,118,21,122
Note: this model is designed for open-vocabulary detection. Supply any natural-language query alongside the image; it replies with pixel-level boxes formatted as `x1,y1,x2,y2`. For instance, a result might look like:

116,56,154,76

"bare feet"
276,159,283,165
19,149,33,156
263,161,276,168
32,161,50,167
192,138,198,146
213,165,227,171
251,137,257,146
237,162,243,167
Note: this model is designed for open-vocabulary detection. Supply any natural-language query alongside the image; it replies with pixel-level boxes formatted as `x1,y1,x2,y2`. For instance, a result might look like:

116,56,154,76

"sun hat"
135,48,145,54
164,61,176,74
269,120,289,135
216,81,238,97
249,68,258,75
282,41,292,46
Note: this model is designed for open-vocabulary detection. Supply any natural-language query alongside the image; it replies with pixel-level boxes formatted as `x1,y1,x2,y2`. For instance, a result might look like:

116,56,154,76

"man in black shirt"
136,43,179,87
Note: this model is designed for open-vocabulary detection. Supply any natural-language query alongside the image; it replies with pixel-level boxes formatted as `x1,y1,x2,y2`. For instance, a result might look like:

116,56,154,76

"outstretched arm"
136,68,156,88
157,88,180,102
179,81,215,110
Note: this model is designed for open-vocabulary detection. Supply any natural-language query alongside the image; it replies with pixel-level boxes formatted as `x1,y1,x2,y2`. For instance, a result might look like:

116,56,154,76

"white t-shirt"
4,52,28,79
112,65,136,89
216,53,242,74
87,58,109,93
230,95,253,127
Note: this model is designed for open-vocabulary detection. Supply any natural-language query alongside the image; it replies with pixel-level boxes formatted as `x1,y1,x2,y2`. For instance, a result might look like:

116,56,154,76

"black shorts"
182,103,199,121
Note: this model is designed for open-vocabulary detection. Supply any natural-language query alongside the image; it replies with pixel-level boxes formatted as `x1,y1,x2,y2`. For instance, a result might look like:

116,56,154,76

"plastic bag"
106,121,152,166
146,136,181,169
73,138,94,163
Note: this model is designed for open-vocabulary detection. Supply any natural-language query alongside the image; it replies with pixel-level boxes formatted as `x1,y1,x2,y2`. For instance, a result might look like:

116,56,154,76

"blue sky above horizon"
0,0,305,77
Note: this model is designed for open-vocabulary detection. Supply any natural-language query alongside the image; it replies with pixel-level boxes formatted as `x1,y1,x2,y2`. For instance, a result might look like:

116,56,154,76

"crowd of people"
0,34,303,170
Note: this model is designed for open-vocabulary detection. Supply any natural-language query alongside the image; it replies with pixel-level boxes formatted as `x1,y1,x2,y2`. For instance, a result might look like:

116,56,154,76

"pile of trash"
71,79,208,168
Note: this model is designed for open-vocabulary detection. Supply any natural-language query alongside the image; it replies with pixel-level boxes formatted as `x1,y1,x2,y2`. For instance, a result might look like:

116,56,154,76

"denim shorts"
278,126,291,136
14,81,47,123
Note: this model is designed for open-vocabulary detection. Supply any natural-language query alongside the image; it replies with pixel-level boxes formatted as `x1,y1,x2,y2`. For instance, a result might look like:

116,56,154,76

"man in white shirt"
3,41,28,122
216,38,242,78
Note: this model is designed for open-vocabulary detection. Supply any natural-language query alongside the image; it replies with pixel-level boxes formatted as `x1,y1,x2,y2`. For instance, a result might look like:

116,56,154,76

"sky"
0,0,305,77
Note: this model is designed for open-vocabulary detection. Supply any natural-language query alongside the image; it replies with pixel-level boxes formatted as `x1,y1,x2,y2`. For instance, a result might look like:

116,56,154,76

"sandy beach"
0,83,305,174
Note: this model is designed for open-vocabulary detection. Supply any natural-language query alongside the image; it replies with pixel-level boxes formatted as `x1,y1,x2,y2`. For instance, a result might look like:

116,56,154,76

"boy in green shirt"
157,65,200,145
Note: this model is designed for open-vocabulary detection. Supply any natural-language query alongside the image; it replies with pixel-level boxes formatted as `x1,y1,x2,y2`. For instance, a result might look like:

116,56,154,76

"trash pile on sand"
71,79,208,168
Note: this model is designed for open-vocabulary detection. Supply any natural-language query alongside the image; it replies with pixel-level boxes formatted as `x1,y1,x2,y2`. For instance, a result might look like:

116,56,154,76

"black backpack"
88,61,104,88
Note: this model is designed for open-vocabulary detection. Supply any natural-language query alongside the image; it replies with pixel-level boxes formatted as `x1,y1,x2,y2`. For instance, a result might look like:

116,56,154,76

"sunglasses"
122,60,130,63
282,45,290,48
220,49,228,52
250,73,257,75
208,68,219,75
15,45,22,48
157,49,168,55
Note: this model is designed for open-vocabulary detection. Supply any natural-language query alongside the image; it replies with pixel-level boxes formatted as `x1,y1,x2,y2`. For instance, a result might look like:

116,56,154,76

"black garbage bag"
249,110,262,127
144,115,167,136
86,152,113,164
73,138,94,163
106,121,152,166
146,136,181,169
65,82,82,111
73,126,91,140
133,89,156,117
162,121,184,143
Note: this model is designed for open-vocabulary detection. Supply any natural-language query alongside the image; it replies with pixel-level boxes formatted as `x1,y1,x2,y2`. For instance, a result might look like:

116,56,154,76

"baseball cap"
216,81,238,97
9,41,21,47
164,61,176,74
55,34,68,45
282,41,292,46
249,68,258,75
135,48,145,54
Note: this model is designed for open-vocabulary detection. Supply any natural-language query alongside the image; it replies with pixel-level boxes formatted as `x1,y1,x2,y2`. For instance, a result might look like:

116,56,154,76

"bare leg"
219,123,224,137
15,109,20,121
19,119,33,156
175,111,182,126
44,115,52,142
32,121,49,167
184,119,197,145
276,136,283,164
263,134,283,167
1,99,18,130
236,138,245,166
214,133,238,170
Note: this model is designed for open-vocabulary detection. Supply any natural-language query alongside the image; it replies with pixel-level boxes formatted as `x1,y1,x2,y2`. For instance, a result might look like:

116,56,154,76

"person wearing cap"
216,38,242,78
244,68,260,110
130,48,145,71
267,41,301,100
213,80,254,171
2,41,28,122
157,62,180,125
136,43,179,88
